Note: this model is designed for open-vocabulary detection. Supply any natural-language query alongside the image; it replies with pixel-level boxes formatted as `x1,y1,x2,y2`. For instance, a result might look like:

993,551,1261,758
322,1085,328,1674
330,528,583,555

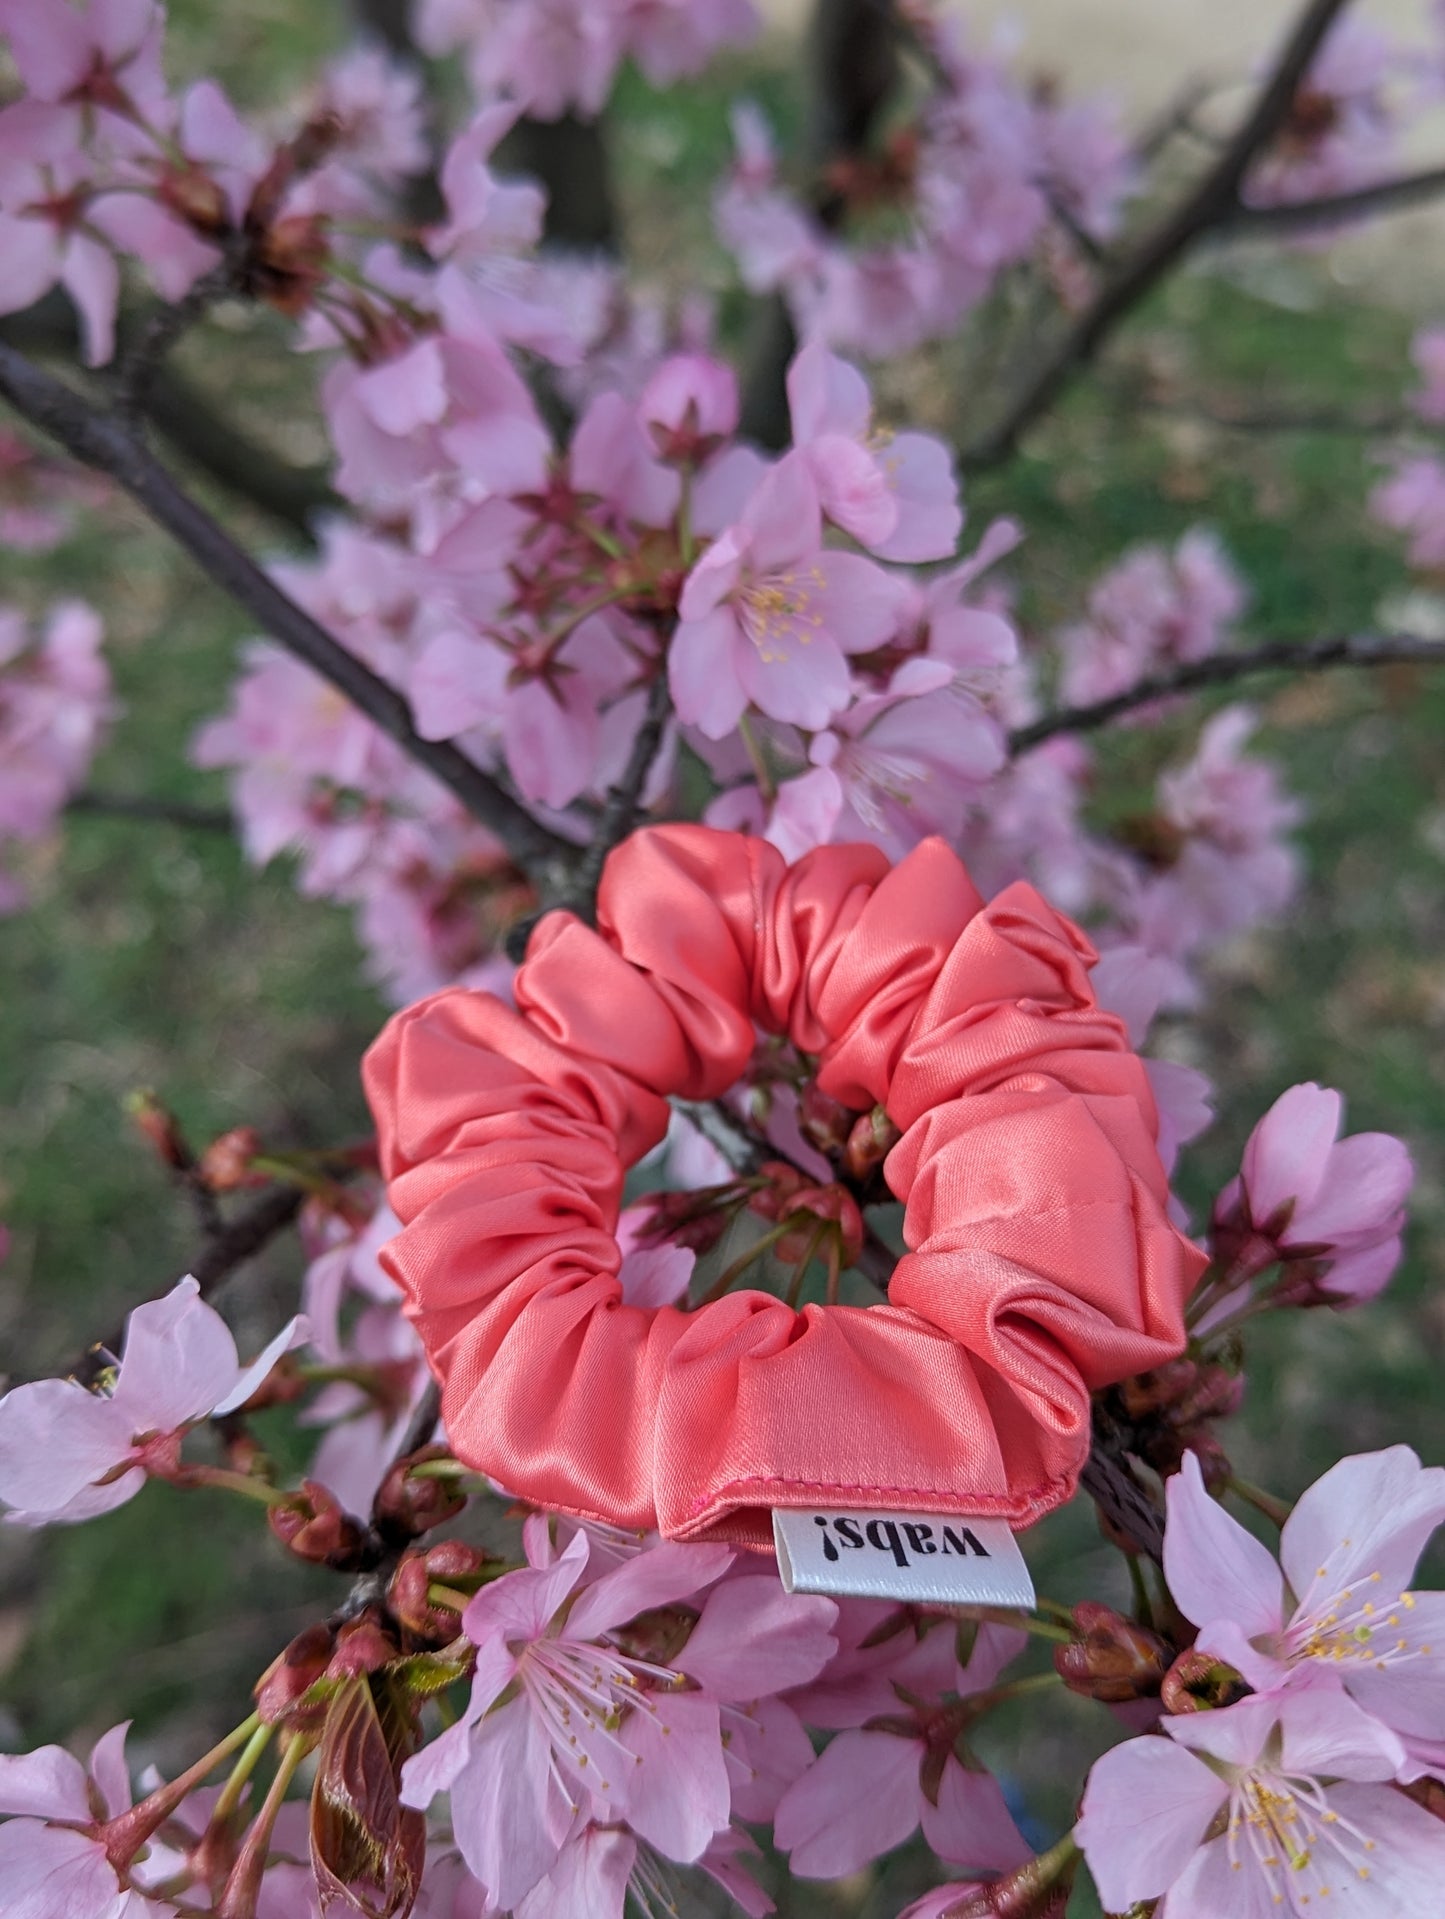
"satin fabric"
364,825,1205,1547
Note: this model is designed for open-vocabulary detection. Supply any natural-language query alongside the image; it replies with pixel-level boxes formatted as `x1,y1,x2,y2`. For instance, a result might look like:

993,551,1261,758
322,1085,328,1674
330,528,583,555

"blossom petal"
566,1540,731,1640
1164,1451,1285,1638
450,1696,572,1911
669,610,748,739
734,624,850,731
0,1744,94,1821
515,1825,635,1919
1292,1132,1413,1246
920,1758,1030,1873
620,1691,730,1864
0,1380,133,1516
774,1729,921,1878
680,1579,837,1699
1241,1082,1339,1225
811,551,908,653
110,1277,242,1432
1342,1592,1445,1737
741,454,821,576
1076,1734,1228,1912
1275,1688,1402,1782
1281,1446,1445,1616
212,1315,308,1416
463,1531,590,1650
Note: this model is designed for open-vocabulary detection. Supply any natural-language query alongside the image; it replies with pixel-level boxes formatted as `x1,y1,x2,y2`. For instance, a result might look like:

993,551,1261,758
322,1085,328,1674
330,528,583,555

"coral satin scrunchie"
363,825,1205,1547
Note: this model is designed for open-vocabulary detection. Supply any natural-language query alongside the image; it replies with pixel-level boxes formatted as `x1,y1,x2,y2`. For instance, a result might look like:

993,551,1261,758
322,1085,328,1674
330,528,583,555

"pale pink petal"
466,1546,591,1656
87,1723,132,1820
400,1633,518,1809
451,1696,571,1910
691,444,769,536
59,234,119,368
515,1825,635,1919
1317,1235,1402,1304
0,1821,126,1919
1192,1617,1289,1694
1165,1694,1278,1769
111,1279,240,1432
616,1242,694,1310
734,624,850,730
774,1729,921,1878
1275,1688,1403,1780
1075,1735,1228,1912
810,551,908,653
356,341,449,436
669,610,748,739
868,433,962,563
805,434,898,548
1164,1451,1285,1638
920,1758,1030,1872
699,1827,774,1918
409,626,507,743
1242,1083,1340,1225
741,454,821,576
765,766,843,860
0,0,91,98
621,1691,730,1863
1162,1836,1280,1919
725,1696,815,1823
0,215,63,318
567,1541,731,1640
0,1379,133,1515
1341,1592,1445,1737
1323,1782,1445,1911
678,529,748,623
0,1744,93,1821
1281,1447,1445,1614
681,1579,837,1699
213,1315,308,1416
786,341,872,444
1291,1133,1413,1245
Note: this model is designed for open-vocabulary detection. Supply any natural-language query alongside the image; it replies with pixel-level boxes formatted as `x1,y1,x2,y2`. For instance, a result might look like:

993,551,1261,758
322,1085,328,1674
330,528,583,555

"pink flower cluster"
413,0,760,120
1373,322,1445,569
1079,1447,1445,1916
1057,528,1246,710
717,14,1134,358
402,1513,1032,1916
0,599,112,912
1245,17,1407,212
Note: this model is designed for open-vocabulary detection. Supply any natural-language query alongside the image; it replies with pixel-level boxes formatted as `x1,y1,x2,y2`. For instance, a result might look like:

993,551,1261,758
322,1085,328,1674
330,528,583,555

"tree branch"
0,341,574,884
1225,162,1445,235
1009,632,1445,755
570,671,672,918
69,1184,306,1389
961,0,1352,471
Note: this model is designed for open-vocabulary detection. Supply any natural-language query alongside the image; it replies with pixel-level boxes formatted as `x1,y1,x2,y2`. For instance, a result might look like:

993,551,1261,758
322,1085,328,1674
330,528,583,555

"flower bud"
844,1104,901,1182
1160,1647,1250,1715
125,1089,189,1171
198,1126,262,1191
798,1081,858,1157
268,1480,368,1570
1053,1603,1172,1703
388,1540,489,1645
157,163,230,238
373,1445,467,1542
255,1623,335,1727
326,1611,399,1680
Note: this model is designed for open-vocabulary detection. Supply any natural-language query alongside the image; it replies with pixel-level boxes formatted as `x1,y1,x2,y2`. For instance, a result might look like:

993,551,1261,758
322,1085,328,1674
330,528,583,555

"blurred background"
0,2,1443,1912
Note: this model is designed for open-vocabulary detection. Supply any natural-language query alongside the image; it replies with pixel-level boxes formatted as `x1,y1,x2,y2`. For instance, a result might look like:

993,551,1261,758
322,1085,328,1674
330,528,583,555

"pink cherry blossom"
1164,1448,1445,1741
400,1529,734,1909
0,1723,162,1918
1372,455,1445,570
0,1277,305,1525
638,353,739,463
0,154,121,366
773,1621,1029,1879
308,43,429,183
1214,1081,1413,1303
670,454,903,737
1077,1688,1445,1916
1246,18,1403,210
785,342,962,562
619,0,758,88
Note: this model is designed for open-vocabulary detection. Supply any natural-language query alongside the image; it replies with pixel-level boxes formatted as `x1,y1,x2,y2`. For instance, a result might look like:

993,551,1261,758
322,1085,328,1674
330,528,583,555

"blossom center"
1227,1769,1379,1907
1288,1572,1430,1673
738,568,825,664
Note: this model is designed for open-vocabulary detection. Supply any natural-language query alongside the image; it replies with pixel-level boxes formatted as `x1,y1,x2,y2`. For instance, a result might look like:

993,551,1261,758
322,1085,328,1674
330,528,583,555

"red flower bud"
268,1480,368,1570
373,1446,467,1542
255,1623,335,1727
388,1541,489,1645
326,1611,399,1681
1053,1603,1172,1703
843,1104,901,1182
198,1126,262,1192
798,1081,858,1157
125,1089,189,1171
1161,1647,1251,1715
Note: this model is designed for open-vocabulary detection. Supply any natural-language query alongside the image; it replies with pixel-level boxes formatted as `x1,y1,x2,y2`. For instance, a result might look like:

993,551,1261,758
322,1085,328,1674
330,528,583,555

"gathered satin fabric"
363,825,1206,1547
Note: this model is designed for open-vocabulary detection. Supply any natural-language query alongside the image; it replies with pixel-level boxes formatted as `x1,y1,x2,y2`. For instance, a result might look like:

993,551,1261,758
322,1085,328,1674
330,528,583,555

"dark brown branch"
114,258,240,418
70,1184,306,1389
1224,162,1445,235
66,789,233,832
0,341,574,884
740,0,902,446
961,0,1352,471
1010,633,1445,754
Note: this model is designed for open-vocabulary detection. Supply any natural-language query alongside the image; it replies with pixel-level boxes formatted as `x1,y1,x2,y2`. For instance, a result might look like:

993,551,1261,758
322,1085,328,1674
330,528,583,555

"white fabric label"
772,1506,1036,1608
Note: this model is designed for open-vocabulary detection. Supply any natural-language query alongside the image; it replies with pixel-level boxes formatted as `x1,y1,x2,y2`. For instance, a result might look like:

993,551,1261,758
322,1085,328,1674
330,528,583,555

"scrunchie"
363,825,1205,1547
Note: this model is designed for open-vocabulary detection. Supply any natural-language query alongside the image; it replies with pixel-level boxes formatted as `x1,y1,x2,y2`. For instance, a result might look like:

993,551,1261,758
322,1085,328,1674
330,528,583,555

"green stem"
428,1583,477,1612
784,1219,830,1311
180,1466,287,1507
1127,1551,1154,1631
1227,1473,1293,1528
209,1721,274,1827
736,713,776,802
695,1216,798,1307
407,1457,469,1480
953,1605,1076,1646
968,1669,1065,1715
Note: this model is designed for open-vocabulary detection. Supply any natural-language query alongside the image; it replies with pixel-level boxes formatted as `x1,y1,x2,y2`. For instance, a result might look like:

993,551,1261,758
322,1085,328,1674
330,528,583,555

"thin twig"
1226,162,1445,235
1009,632,1445,754
69,1184,306,1389
1114,381,1407,436
961,0,1352,470
0,341,575,886
66,790,233,832
113,258,240,419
